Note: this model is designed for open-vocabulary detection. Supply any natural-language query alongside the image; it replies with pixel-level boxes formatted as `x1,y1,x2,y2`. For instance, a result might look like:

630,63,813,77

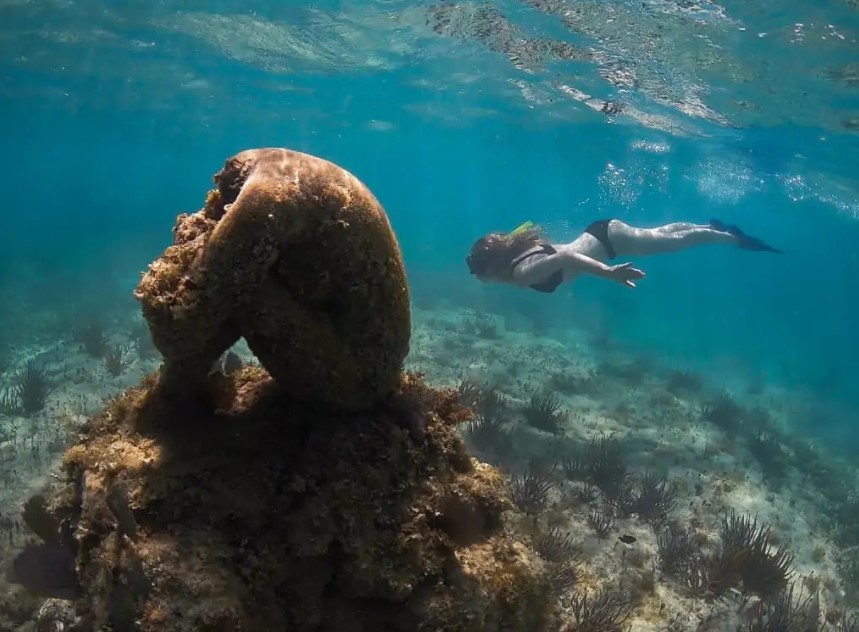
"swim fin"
710,219,784,254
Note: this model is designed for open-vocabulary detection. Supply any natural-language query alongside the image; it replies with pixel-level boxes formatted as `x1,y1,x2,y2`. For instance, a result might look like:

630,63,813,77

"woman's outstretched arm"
512,249,645,288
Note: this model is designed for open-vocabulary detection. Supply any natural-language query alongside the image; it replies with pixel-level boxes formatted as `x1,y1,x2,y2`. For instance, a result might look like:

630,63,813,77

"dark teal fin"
710,219,784,254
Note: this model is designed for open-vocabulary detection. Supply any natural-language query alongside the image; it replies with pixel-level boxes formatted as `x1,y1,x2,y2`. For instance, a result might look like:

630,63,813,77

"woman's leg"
657,222,702,233
607,220,737,257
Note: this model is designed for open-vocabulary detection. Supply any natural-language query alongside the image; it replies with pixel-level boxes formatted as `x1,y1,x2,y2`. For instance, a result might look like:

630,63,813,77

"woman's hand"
607,262,645,288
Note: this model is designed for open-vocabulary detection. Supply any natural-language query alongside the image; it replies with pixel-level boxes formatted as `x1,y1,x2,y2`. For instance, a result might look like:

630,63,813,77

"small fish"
7,543,81,600
618,534,636,544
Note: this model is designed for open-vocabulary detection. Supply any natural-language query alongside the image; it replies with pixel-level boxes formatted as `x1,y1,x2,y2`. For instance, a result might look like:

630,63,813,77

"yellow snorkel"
506,220,535,239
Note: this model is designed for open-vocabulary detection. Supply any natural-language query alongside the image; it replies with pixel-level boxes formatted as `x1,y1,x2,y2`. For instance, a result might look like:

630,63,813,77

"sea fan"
625,472,678,524
509,467,554,514
657,525,698,575
587,509,614,538
706,512,795,598
744,582,821,632
534,527,578,563
462,414,513,456
566,587,633,632
586,435,629,504
549,561,580,594
522,389,565,435
15,361,53,414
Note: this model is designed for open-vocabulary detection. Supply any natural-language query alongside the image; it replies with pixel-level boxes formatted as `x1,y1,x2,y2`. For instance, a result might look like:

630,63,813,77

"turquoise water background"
1,1,858,446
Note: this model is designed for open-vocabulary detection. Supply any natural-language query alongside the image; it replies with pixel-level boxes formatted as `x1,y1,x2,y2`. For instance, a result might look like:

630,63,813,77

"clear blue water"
1,0,858,449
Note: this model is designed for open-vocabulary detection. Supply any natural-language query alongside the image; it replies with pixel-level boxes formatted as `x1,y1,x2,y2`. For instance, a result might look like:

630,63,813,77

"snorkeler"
465,218,783,292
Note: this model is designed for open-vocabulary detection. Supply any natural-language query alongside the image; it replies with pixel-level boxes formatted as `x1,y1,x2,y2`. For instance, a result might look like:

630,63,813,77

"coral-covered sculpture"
20,149,556,631
134,148,411,411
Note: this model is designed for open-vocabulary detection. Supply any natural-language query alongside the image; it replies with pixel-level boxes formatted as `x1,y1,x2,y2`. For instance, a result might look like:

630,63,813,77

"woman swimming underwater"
465,218,783,292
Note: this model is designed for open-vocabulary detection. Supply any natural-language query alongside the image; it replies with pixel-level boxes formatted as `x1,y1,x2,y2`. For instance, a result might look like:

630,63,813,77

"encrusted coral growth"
134,148,411,410
51,370,555,631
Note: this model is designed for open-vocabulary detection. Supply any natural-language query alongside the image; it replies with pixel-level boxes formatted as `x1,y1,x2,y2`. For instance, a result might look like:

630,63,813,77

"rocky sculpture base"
40,368,555,631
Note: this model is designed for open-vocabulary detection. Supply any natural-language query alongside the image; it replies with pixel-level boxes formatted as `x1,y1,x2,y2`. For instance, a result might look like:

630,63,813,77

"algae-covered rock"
134,148,411,411
53,370,556,631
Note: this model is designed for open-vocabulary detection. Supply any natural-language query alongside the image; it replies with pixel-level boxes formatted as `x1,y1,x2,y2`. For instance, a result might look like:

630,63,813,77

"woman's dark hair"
466,226,544,279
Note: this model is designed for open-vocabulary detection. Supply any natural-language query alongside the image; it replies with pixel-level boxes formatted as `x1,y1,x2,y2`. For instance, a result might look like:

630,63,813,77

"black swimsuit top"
510,242,563,293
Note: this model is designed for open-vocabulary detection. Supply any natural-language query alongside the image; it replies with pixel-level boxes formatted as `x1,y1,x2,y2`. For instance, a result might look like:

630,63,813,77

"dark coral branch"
566,587,633,632
700,390,744,431
15,361,53,414
522,389,565,435
706,513,795,598
561,434,628,503
104,343,131,377
462,413,514,457
73,320,108,358
587,509,614,538
657,525,698,575
624,472,678,524
666,368,703,395
549,561,580,594
744,582,821,632
509,466,554,515
533,527,578,564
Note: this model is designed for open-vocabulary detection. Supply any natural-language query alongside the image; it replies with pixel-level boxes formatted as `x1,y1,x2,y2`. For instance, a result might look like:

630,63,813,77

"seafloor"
0,296,858,631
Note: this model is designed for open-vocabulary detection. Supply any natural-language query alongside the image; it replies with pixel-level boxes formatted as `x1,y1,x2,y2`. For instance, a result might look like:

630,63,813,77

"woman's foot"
710,219,784,254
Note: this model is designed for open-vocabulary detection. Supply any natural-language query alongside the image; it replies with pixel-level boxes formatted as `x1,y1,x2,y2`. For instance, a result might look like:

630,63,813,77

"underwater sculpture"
134,148,411,411
19,149,556,631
